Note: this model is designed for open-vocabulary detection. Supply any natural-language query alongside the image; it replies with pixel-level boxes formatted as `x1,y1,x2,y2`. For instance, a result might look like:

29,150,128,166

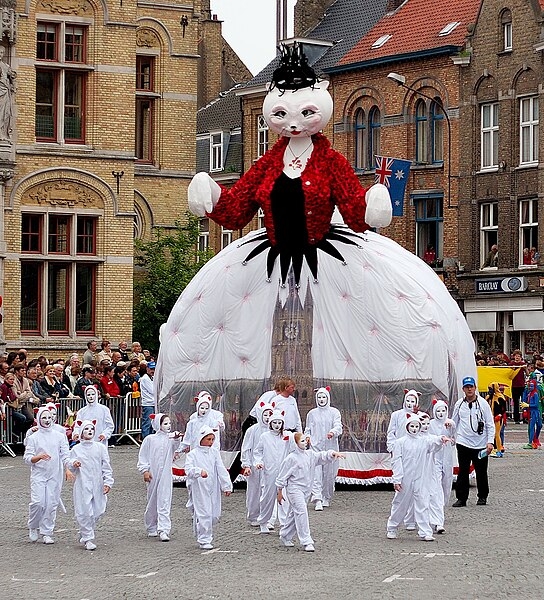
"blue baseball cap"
147,361,156,369
462,376,476,387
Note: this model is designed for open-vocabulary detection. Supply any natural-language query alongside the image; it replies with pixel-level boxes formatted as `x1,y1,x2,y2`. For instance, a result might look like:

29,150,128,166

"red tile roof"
339,0,480,67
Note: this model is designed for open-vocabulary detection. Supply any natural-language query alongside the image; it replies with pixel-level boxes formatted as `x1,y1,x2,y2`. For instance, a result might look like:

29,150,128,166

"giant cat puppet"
155,45,475,446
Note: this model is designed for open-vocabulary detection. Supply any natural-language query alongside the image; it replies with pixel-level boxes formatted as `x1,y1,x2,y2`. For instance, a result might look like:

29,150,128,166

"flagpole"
386,72,454,211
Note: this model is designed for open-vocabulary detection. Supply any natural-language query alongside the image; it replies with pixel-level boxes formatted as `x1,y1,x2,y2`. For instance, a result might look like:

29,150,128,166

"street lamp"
387,72,454,210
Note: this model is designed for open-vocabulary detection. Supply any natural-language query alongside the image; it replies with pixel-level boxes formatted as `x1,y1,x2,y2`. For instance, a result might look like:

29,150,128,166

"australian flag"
374,156,412,217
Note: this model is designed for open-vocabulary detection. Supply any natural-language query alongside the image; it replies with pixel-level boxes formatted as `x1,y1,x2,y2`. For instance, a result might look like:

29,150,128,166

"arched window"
500,9,512,52
369,106,381,169
415,99,428,163
430,98,444,162
354,108,366,170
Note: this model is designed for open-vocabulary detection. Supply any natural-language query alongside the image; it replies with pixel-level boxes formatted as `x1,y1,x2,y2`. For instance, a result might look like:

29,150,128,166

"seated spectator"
111,351,122,366
118,341,130,362
128,342,145,363
0,371,34,436
423,244,436,265
53,363,74,398
0,360,9,384
523,248,532,265
12,364,40,407
74,366,97,399
97,340,113,364
83,340,98,366
41,365,69,399
100,365,120,398
64,363,81,393
531,247,540,265
26,366,50,403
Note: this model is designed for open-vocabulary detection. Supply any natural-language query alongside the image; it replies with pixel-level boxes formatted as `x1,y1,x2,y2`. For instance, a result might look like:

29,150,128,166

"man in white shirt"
451,376,495,507
139,362,155,439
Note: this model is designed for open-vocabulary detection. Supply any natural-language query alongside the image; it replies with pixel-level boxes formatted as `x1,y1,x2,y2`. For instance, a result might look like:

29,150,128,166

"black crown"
270,42,318,92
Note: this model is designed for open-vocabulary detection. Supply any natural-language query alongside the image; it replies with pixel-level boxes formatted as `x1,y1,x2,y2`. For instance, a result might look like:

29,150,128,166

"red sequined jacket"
208,133,370,246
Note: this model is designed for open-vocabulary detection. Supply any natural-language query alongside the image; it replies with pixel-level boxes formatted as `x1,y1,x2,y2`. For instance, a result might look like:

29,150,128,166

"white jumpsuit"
428,411,456,528
254,429,290,528
387,430,444,539
181,397,225,452
276,447,337,546
271,394,302,432
137,428,180,536
73,402,115,446
24,423,70,536
186,440,232,545
304,389,342,506
241,401,273,524
69,434,114,542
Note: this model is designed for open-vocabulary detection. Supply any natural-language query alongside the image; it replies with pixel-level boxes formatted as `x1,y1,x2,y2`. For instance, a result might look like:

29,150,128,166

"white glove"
187,172,222,217
365,183,392,228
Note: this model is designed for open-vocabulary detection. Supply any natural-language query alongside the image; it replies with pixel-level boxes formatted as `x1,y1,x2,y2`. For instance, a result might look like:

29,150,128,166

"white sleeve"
137,437,151,474
101,444,114,488
185,450,202,479
241,426,256,468
330,408,342,438
215,450,233,493
100,407,115,441
390,439,404,485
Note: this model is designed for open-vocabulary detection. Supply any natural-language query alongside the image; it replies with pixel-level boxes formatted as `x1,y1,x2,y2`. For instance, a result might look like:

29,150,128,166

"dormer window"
371,34,391,49
438,22,460,36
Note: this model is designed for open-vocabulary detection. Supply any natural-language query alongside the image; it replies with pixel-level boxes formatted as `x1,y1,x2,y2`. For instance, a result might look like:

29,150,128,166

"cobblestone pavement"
1,424,541,600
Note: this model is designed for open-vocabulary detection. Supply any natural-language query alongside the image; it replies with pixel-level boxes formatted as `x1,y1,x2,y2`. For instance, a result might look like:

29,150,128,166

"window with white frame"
480,202,498,268
257,115,268,158
36,21,89,143
20,212,98,334
257,207,265,230
520,96,539,165
198,218,209,252
501,10,512,51
519,199,538,265
221,227,232,249
481,103,499,169
210,132,223,171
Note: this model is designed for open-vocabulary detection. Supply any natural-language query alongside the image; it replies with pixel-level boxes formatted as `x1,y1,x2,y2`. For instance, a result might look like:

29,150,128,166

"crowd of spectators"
475,350,543,368
0,342,155,439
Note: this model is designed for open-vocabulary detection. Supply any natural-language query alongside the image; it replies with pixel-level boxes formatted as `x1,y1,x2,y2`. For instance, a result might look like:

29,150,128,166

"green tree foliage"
133,215,213,355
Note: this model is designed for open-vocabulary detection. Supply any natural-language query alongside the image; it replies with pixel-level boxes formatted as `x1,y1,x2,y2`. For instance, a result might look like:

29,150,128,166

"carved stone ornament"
24,181,101,207
1,8,16,43
38,0,91,16
136,28,159,48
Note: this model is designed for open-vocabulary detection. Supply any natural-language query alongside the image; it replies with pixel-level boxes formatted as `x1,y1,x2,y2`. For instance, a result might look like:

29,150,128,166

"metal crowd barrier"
0,405,16,457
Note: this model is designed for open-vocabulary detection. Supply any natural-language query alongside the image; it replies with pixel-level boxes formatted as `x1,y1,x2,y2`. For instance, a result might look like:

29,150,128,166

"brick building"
456,0,544,357
0,0,248,356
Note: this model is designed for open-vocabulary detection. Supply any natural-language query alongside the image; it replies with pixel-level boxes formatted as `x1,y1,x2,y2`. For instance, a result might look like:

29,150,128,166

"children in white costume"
304,386,342,510
428,400,456,533
254,409,291,533
276,432,344,551
24,402,65,445
72,386,114,446
24,406,73,544
241,400,274,526
137,413,182,541
185,426,232,549
386,413,450,541
386,389,420,453
69,419,114,550
181,391,225,452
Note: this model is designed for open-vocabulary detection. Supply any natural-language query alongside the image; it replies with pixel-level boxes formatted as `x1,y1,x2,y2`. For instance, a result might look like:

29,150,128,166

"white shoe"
249,521,259,527
267,523,275,530
260,525,271,534
43,535,55,544
147,530,158,537
314,500,323,511
29,529,39,542
386,530,397,539
280,537,295,547
322,500,330,507
436,526,446,534
159,532,170,542
85,541,97,551
405,524,416,531
422,535,435,542
199,543,214,550
304,544,315,552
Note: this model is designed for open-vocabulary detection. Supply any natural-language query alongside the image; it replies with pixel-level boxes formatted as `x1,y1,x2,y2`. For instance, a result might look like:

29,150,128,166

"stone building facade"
0,0,247,355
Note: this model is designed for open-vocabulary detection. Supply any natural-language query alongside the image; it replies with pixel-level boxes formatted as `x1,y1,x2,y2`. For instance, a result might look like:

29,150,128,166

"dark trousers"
512,387,524,423
455,443,489,502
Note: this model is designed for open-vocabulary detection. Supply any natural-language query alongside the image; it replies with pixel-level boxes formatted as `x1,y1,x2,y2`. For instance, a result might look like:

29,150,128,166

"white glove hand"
188,172,222,217
365,183,393,228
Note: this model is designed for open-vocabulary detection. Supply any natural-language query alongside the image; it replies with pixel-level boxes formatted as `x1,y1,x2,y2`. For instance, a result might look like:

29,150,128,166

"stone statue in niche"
0,44,15,141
